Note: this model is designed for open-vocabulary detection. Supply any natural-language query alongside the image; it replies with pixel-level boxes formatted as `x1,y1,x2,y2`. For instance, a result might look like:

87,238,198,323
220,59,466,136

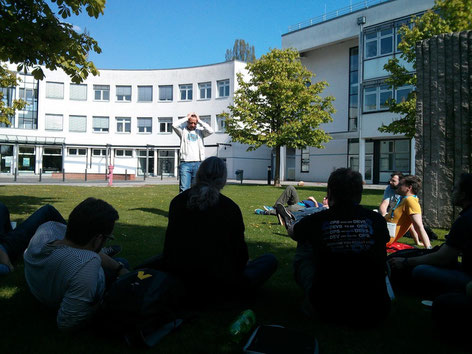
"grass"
0,184,467,354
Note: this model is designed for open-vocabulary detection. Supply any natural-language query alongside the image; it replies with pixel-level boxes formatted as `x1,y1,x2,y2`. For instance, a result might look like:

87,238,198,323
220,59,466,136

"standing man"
379,172,403,216
292,168,391,326
384,175,431,248
173,112,214,193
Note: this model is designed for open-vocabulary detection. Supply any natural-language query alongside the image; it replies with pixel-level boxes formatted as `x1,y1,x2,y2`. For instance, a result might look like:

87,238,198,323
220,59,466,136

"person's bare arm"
410,213,431,248
389,244,459,270
379,199,389,216
99,253,129,276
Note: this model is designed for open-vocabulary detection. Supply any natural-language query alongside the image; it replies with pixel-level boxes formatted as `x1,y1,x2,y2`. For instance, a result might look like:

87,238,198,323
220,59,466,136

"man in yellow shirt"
385,175,431,248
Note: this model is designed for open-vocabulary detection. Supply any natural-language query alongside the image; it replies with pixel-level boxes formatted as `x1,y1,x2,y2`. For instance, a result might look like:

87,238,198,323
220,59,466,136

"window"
138,86,153,102
301,148,310,172
68,148,87,156
18,146,35,172
70,84,87,101
115,149,133,157
200,115,211,127
19,87,37,108
18,111,37,129
348,47,359,132
92,149,107,156
364,27,394,59
159,85,173,101
93,116,109,132
94,85,110,101
137,117,152,133
198,82,211,99
158,117,172,133
217,79,230,97
179,84,192,101
46,82,64,99
116,117,131,133
380,139,410,172
363,84,392,112
43,148,62,172
69,115,87,132
396,85,414,103
116,85,131,102
216,115,226,132
45,114,63,131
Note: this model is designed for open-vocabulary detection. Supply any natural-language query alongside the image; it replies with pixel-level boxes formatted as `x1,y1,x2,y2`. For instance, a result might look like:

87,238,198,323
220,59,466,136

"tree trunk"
274,146,281,187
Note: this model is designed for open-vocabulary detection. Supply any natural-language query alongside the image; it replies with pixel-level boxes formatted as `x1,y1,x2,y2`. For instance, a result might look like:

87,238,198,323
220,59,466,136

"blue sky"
70,0,357,69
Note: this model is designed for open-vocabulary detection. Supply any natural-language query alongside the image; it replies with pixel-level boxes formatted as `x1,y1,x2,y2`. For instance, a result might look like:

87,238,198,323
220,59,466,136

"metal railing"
286,0,394,33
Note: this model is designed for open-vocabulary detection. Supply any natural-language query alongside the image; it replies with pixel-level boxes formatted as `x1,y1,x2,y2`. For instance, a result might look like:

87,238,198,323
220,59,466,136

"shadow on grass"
129,207,169,218
0,196,61,215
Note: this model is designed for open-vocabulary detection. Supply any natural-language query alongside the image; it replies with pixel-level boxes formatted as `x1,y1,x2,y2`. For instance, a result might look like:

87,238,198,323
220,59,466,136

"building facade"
282,0,435,183
0,61,272,180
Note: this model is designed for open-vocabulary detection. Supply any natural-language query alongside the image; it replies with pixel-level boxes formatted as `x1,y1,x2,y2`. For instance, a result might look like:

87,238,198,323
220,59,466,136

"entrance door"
364,155,373,184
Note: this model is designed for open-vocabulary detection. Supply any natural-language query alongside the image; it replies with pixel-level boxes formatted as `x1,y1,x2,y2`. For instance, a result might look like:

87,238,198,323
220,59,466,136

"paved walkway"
0,174,386,189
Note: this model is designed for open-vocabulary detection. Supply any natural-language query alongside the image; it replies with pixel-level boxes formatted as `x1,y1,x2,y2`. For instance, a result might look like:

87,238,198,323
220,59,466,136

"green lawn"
0,184,466,353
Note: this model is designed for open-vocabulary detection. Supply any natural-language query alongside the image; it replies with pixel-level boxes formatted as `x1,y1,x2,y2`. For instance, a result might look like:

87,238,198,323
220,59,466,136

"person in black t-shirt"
292,168,390,326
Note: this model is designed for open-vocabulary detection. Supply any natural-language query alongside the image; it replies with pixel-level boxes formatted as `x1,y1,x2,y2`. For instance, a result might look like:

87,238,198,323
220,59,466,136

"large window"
93,85,110,101
93,116,109,132
116,85,131,102
217,79,230,97
363,84,392,112
138,86,153,102
179,84,192,101
158,117,172,133
364,27,394,59
116,117,131,133
200,115,211,127
301,148,310,173
18,146,35,172
159,85,173,101
395,85,414,103
348,47,358,131
69,115,87,132
0,145,14,173
380,139,410,172
46,82,64,99
157,150,175,176
43,148,62,172
137,117,152,133
45,114,63,131
198,82,211,99
18,111,37,129
70,84,87,101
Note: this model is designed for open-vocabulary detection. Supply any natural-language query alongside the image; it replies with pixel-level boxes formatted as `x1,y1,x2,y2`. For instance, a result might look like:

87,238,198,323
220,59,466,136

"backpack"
100,268,186,347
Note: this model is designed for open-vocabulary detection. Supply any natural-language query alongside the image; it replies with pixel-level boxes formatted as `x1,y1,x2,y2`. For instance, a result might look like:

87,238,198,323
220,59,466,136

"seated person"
24,198,128,331
291,168,391,326
389,173,472,297
162,156,277,303
0,202,66,274
379,171,403,216
384,175,431,248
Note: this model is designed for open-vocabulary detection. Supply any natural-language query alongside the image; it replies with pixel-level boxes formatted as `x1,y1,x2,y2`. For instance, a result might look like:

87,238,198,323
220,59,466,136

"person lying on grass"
0,202,66,274
24,198,127,331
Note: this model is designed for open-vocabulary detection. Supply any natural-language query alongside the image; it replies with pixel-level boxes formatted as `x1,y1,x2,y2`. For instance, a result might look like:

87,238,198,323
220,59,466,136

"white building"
282,0,435,183
0,60,272,180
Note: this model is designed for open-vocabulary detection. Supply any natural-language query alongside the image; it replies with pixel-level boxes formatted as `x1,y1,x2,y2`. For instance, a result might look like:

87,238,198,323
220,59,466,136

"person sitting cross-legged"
291,168,391,326
162,156,278,304
24,198,129,331
0,202,66,275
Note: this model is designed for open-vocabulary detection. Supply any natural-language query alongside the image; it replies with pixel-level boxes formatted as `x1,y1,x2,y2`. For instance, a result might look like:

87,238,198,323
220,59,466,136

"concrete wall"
416,31,472,228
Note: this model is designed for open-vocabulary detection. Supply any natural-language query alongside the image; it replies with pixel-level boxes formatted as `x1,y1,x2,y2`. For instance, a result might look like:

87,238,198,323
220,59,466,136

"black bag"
100,268,186,347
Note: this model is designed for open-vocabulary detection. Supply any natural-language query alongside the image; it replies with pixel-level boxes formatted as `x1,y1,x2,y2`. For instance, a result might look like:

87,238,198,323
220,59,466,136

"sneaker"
101,245,122,257
275,203,294,228
263,205,274,211
254,209,268,215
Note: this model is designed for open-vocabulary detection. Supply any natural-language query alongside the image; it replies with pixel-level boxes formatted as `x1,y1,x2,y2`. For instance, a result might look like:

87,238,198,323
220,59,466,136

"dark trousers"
268,186,305,215
0,203,66,261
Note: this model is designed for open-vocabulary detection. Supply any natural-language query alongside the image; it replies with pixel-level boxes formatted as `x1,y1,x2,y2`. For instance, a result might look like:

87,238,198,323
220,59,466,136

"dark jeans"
243,253,278,290
0,203,66,261
268,186,305,215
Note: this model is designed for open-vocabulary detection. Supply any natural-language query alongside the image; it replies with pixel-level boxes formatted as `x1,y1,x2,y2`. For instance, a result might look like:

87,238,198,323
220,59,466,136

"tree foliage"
381,0,472,138
223,48,335,185
0,66,26,125
225,39,256,63
0,0,105,125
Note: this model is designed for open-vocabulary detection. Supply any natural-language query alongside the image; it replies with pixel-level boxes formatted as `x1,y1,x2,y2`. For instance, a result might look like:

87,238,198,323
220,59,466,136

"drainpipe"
357,16,366,181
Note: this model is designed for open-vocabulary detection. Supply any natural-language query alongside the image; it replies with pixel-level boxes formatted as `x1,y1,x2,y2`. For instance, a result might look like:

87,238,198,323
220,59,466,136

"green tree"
0,0,105,125
381,0,472,138
225,39,256,63
223,48,335,186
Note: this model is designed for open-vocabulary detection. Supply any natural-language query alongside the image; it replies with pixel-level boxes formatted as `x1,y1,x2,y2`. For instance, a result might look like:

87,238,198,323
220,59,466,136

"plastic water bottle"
229,309,256,343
